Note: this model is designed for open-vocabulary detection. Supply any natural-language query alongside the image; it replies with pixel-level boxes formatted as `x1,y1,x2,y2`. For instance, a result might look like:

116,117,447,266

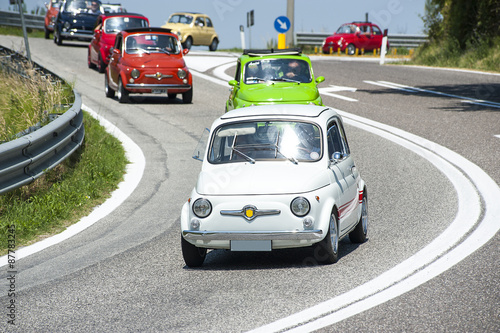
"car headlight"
131,69,140,79
177,68,187,79
64,21,71,30
291,197,310,217
193,198,212,218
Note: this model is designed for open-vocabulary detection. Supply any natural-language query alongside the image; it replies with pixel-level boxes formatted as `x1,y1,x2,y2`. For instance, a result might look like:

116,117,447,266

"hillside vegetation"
410,0,500,72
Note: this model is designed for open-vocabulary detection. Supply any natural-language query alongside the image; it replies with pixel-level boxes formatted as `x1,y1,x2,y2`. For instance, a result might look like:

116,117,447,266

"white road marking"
495,135,500,139
0,106,146,266
319,85,358,102
248,111,500,333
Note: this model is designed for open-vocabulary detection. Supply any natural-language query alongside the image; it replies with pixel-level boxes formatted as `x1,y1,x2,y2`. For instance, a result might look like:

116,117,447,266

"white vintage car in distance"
181,104,368,267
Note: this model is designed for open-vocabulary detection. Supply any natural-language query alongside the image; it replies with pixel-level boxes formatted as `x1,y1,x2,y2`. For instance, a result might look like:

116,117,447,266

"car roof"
121,27,173,35
220,104,337,122
239,48,310,63
170,12,206,16
101,13,147,19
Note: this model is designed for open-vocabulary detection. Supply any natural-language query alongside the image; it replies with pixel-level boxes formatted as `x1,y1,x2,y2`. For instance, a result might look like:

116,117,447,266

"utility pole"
286,0,294,47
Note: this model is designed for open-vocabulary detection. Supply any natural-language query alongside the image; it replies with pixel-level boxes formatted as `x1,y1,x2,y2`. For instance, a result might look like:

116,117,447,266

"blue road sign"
274,16,290,33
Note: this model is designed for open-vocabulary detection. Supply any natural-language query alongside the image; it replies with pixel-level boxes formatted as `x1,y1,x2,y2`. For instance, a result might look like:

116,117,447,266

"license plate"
152,89,167,94
230,240,271,251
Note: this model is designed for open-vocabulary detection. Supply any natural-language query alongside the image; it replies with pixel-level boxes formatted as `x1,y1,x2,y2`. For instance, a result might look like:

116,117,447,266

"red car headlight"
177,68,187,79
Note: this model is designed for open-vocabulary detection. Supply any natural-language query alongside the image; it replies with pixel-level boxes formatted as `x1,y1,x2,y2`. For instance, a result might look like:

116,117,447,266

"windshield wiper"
148,47,171,55
230,132,255,164
127,47,149,54
271,77,301,83
275,131,298,164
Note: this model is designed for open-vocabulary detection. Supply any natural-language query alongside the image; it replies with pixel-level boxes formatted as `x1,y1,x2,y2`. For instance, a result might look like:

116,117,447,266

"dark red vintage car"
322,22,388,55
44,0,61,39
105,28,192,104
88,13,149,73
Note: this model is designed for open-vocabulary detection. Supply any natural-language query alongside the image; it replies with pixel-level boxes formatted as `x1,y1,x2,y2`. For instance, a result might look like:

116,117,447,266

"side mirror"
113,48,120,54
315,76,325,84
183,48,189,55
228,79,239,87
332,152,343,160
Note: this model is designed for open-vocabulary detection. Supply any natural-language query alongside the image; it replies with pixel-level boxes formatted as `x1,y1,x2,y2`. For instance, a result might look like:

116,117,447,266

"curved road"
1,36,499,332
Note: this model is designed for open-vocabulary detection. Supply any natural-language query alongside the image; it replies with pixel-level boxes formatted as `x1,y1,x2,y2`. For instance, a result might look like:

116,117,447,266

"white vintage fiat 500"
181,104,367,267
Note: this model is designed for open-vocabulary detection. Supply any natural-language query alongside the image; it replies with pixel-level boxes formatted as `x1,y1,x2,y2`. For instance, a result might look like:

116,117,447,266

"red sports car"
105,28,192,104
322,22,388,55
44,0,61,39
88,13,149,73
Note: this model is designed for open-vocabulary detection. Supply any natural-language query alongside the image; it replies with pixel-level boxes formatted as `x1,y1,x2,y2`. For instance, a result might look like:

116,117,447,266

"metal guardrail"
0,10,45,30
296,32,428,49
0,47,84,195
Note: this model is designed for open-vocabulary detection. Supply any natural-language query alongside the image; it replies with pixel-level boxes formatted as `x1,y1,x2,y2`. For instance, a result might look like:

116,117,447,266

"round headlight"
64,21,71,30
131,68,140,79
291,197,310,217
177,68,187,79
193,198,212,218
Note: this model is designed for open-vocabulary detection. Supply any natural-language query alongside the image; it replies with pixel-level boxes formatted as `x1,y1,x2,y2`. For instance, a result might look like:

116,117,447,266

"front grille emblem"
220,205,280,221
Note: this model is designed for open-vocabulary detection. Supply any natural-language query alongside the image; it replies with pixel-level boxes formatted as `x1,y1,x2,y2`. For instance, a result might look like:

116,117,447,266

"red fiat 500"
322,22,388,55
44,0,61,39
88,13,149,73
105,28,192,104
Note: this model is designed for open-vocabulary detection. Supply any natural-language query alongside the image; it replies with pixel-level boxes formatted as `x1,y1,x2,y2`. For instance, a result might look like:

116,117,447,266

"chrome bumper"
60,31,93,40
126,84,191,89
182,229,323,241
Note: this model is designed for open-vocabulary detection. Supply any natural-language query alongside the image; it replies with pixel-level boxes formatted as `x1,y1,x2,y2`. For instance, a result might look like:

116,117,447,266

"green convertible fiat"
226,48,325,111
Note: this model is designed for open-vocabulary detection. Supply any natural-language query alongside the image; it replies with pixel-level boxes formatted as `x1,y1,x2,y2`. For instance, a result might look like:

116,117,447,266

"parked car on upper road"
161,12,219,51
181,104,368,267
88,13,149,73
54,0,103,46
226,48,325,111
322,22,388,55
44,0,61,39
105,27,192,103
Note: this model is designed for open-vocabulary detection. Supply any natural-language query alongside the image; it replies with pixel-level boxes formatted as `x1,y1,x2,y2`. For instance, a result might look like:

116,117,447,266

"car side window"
372,26,381,35
327,119,349,159
196,17,205,27
234,62,241,83
114,35,122,52
206,17,213,28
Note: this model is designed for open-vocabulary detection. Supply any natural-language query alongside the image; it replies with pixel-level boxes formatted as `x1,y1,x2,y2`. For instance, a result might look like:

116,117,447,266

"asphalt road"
1,36,499,332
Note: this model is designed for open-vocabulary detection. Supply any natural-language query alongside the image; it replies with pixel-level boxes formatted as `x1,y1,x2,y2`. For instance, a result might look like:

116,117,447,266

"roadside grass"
0,62,73,141
0,25,45,39
0,111,128,255
407,37,500,73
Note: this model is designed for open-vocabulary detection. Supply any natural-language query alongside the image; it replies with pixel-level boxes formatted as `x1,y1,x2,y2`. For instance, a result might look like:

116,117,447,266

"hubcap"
330,214,338,254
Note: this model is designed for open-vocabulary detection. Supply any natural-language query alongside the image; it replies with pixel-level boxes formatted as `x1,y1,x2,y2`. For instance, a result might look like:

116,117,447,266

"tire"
181,235,206,267
182,87,193,104
54,30,62,45
183,36,192,50
44,27,50,39
88,51,96,69
313,209,339,264
167,93,176,99
347,43,356,55
117,79,129,103
104,74,115,98
97,54,106,73
209,38,218,51
349,191,368,243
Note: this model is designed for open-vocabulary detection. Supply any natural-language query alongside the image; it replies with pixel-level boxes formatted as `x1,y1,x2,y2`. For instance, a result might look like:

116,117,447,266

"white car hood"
196,162,329,195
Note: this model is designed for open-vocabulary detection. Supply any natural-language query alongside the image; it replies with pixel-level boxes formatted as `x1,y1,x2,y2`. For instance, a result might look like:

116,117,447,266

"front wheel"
347,43,356,55
104,74,115,98
209,38,218,51
349,191,368,243
181,235,207,267
313,210,339,264
54,30,63,45
97,54,106,73
182,87,193,104
117,79,129,103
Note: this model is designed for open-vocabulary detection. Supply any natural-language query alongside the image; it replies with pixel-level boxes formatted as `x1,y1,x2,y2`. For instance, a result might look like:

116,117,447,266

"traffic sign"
274,16,290,33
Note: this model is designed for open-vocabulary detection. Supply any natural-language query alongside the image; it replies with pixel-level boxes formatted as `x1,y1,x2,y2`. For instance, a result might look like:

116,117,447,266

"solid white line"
213,61,237,82
248,111,500,333
495,135,500,139
461,100,500,109
0,105,146,267
379,81,500,108
363,80,415,92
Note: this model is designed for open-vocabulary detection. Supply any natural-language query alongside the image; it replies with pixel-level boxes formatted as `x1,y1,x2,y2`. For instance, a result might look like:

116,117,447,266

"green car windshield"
209,120,322,164
244,58,312,84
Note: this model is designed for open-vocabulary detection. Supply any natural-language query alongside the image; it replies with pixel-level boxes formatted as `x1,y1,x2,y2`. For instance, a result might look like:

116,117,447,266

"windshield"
125,34,180,54
104,17,148,33
209,121,322,164
168,14,193,24
244,58,312,84
336,24,356,34
64,0,101,14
